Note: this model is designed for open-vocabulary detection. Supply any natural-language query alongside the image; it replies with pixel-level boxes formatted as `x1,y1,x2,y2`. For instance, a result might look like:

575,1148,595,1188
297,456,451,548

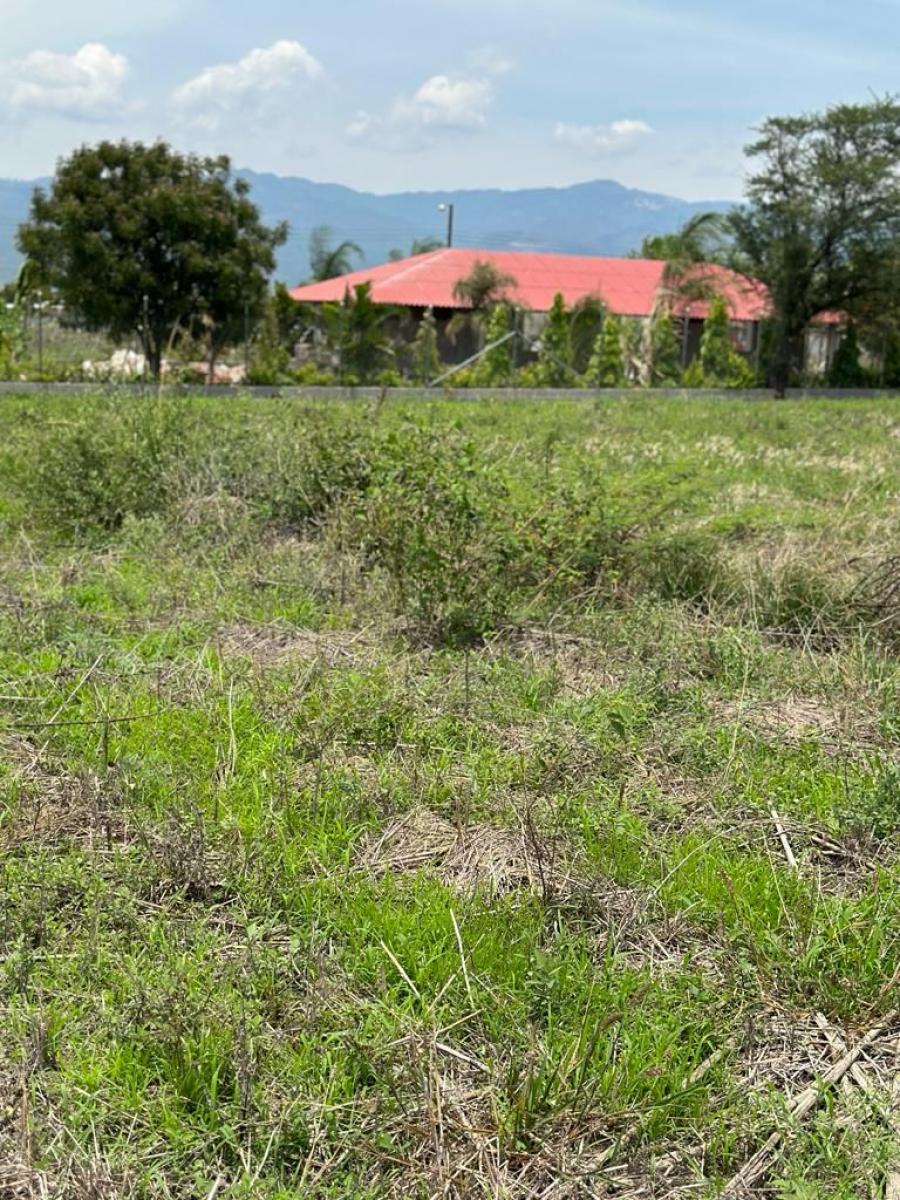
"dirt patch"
217,621,376,668
358,808,573,897
715,695,886,755
495,626,627,699
0,736,131,851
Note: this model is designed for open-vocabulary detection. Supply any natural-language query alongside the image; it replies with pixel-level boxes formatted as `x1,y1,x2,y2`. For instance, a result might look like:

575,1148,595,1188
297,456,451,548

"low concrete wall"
0,382,895,401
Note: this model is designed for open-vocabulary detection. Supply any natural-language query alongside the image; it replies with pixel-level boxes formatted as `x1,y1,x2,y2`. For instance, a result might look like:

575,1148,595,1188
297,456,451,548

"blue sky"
1,0,898,198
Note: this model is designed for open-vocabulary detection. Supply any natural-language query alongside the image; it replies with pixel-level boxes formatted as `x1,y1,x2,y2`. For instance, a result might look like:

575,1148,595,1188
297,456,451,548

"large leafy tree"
728,98,900,395
17,141,286,379
309,226,363,281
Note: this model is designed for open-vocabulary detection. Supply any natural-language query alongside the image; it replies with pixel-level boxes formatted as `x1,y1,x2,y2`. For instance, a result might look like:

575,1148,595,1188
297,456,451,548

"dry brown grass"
216,621,377,668
714,694,888,756
358,808,574,899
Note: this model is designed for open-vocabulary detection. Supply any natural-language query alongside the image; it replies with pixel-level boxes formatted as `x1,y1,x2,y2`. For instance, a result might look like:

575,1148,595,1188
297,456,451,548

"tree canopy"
17,141,286,378
728,98,900,393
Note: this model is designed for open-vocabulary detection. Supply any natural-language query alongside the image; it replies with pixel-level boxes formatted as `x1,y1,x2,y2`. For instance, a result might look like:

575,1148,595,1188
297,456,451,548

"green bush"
20,394,194,534
583,316,625,387
690,297,756,388
340,425,512,642
827,326,866,387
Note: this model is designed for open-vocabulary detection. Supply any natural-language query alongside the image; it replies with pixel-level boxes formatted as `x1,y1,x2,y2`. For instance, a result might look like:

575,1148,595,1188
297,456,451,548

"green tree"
472,303,514,385
247,300,291,384
269,281,313,355
568,294,606,375
324,282,394,382
0,302,23,379
649,312,682,386
828,326,866,387
411,308,441,384
449,260,518,346
17,141,285,379
536,292,573,386
639,212,727,265
584,315,625,386
452,260,517,311
693,296,754,387
309,226,363,281
729,98,900,395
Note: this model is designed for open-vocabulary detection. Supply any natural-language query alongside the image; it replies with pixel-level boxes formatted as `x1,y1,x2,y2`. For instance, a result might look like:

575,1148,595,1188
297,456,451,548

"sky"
1,0,898,200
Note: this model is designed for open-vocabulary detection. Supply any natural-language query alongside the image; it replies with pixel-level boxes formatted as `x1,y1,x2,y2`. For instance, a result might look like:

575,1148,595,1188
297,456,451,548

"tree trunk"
207,335,222,385
769,323,804,398
770,338,791,398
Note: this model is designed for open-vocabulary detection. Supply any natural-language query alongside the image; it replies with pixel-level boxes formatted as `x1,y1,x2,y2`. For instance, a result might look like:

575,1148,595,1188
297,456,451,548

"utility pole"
143,293,150,385
438,203,455,248
37,292,43,377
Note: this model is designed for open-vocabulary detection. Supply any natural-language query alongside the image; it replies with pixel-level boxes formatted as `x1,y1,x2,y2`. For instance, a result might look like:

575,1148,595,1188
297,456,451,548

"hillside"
0,171,731,286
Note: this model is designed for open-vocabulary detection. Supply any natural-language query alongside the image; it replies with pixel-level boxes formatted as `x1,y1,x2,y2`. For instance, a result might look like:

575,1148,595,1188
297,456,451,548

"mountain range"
0,170,732,286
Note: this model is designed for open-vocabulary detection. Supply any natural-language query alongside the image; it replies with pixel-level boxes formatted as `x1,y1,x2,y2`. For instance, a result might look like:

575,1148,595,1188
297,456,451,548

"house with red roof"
288,247,840,373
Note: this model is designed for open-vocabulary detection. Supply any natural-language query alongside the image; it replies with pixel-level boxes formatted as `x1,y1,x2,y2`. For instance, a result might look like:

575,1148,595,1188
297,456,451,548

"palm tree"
448,260,519,346
639,213,732,383
308,225,363,282
388,237,444,262
452,260,517,310
638,212,727,267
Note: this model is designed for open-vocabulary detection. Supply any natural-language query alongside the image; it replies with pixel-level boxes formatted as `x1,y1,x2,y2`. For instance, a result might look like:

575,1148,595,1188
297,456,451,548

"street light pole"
438,203,455,248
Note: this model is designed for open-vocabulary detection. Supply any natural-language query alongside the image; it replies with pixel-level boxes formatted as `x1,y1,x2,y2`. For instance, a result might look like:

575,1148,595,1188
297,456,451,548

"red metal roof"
288,248,773,322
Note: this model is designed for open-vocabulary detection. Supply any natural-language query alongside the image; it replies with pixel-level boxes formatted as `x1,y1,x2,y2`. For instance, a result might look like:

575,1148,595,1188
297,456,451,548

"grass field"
0,391,898,1199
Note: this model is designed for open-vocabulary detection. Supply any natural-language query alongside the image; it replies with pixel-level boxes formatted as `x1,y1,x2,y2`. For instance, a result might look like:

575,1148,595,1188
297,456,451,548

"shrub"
21,394,194,534
583,316,625,387
828,326,866,387
472,305,515,386
649,313,683,386
694,297,756,388
339,425,512,643
535,293,572,387
410,309,441,385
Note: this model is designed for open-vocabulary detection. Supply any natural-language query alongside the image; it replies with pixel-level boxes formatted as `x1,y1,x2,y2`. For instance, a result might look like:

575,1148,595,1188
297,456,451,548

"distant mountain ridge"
0,170,733,286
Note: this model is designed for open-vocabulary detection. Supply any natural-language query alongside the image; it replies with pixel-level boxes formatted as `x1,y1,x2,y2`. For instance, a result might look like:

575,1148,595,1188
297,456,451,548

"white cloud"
555,119,653,155
171,40,323,127
346,73,494,151
4,43,128,118
467,46,516,77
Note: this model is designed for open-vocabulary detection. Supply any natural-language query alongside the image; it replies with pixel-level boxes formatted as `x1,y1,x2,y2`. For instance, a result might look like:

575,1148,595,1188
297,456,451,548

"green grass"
0,391,899,1197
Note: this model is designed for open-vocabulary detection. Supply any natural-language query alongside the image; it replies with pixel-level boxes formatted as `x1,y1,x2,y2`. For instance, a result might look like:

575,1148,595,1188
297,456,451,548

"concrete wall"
0,382,895,401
